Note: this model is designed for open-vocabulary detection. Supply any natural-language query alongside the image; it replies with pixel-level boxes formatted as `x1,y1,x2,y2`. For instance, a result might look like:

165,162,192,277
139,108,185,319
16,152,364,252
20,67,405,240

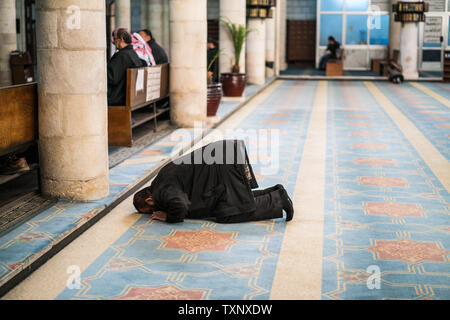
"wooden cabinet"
287,20,316,65
444,51,450,83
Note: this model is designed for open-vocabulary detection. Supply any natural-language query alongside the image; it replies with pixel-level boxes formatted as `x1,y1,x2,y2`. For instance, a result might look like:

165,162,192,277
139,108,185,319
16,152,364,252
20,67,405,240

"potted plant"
207,49,222,117
219,18,252,97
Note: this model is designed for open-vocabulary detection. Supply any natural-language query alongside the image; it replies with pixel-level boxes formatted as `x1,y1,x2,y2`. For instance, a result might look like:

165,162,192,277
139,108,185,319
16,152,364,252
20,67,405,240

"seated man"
319,36,340,71
137,29,170,113
107,28,146,106
133,140,294,223
207,38,219,83
131,31,156,67
138,29,169,65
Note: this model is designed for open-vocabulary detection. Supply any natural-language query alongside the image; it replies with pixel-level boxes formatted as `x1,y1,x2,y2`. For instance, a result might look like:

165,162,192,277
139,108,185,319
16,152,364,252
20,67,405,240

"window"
321,0,343,12
369,14,389,45
346,15,368,45
320,14,343,45
345,0,369,12
319,0,392,47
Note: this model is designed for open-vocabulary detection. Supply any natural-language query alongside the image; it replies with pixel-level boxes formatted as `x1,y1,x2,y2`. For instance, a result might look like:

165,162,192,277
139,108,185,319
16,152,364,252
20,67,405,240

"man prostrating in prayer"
133,140,294,223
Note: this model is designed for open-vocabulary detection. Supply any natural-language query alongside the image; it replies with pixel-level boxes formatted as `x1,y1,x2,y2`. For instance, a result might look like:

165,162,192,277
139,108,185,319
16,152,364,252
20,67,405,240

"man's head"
113,28,132,50
133,188,156,214
207,38,216,50
139,29,153,42
328,36,336,44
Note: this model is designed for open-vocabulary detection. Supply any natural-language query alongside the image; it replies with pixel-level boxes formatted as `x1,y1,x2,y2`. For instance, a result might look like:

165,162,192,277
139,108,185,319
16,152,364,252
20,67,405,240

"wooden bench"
0,83,38,159
371,46,389,74
108,63,170,147
371,57,384,74
372,48,399,75
326,49,345,76
0,83,40,194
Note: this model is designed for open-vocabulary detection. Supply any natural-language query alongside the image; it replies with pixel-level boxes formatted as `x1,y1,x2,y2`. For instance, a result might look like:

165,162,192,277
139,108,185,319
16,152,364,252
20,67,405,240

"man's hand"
151,211,167,222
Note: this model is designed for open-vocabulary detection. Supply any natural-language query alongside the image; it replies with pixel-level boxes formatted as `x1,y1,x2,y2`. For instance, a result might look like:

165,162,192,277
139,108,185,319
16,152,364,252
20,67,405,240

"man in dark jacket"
108,28,146,106
319,36,341,70
207,39,219,83
138,29,169,65
133,140,294,223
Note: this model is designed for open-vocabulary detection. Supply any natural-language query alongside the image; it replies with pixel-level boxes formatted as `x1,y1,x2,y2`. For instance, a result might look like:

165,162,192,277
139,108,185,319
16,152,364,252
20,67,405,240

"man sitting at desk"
108,28,146,106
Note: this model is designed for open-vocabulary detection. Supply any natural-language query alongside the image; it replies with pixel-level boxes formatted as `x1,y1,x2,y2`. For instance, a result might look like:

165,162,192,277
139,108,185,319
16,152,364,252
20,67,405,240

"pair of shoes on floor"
0,156,30,175
275,184,294,222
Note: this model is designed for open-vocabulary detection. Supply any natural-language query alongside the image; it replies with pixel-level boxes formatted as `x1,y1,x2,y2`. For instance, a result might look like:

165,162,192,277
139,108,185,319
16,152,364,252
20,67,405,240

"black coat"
326,42,340,59
207,47,219,82
147,39,169,65
107,45,145,106
147,140,258,223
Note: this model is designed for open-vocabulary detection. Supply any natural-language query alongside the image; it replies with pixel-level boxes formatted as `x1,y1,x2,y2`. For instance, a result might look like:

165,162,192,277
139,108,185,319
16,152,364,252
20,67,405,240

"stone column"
169,0,207,127
36,0,109,201
141,0,147,29
274,1,280,75
0,0,17,87
16,0,27,52
162,0,170,52
265,9,275,78
389,0,401,58
219,0,246,74
246,18,266,85
142,0,164,43
277,0,287,71
399,0,419,79
115,0,131,30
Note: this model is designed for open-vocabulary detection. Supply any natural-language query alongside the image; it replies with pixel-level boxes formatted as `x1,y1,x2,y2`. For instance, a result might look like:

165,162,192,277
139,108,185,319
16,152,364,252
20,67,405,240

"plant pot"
220,73,247,97
207,82,222,117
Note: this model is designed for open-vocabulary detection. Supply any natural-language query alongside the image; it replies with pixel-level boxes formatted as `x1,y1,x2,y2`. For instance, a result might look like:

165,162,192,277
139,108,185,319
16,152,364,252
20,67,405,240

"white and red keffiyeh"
132,32,156,66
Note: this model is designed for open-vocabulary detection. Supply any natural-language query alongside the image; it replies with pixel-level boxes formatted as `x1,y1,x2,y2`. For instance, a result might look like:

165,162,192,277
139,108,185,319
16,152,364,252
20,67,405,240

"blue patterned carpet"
322,81,449,300
374,82,449,159
0,80,272,291
56,81,318,300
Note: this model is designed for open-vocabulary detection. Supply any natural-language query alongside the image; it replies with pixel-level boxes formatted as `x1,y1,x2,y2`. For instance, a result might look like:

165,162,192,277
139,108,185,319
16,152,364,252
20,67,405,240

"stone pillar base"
403,71,419,80
41,175,109,202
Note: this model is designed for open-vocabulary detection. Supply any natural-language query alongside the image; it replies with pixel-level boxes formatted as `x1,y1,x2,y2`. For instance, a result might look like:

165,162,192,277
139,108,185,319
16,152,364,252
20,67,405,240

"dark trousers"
216,185,284,223
319,54,332,70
